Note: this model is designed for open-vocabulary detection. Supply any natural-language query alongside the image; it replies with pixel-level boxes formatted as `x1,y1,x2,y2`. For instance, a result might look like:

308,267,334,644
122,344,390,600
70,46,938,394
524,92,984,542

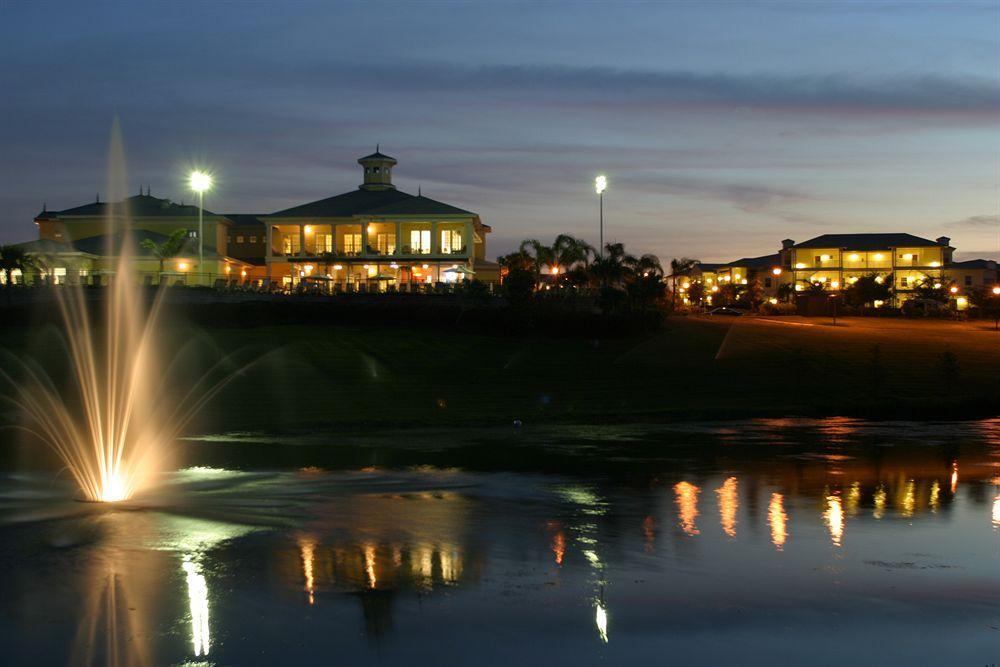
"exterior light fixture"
795,263,806,269
873,253,884,261
848,253,859,261
711,285,719,293
741,279,748,285
929,261,940,267
240,269,247,277
551,266,559,275
772,268,782,276
422,264,429,269
950,286,958,294
333,264,343,271
178,261,188,271
682,281,690,289
993,286,1000,295
595,175,607,195
831,281,840,288
595,175,607,256
874,276,884,284
820,255,831,261
769,298,778,305
188,170,213,285
304,225,312,233
225,265,232,274
390,263,399,269
957,297,968,307
933,283,942,289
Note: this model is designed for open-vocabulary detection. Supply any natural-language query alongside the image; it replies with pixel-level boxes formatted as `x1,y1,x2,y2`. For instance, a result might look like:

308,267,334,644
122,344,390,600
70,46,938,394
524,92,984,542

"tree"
969,285,1000,330
519,234,593,287
777,282,796,303
669,257,699,308
139,229,188,280
843,273,893,308
0,245,37,305
912,277,950,303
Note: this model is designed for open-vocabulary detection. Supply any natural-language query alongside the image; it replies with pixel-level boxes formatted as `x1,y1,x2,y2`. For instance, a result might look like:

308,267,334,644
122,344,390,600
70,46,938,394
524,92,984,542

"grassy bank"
5,314,996,433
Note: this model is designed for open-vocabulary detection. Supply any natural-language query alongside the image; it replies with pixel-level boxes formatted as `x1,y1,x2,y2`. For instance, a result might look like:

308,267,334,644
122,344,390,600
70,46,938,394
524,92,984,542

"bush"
759,302,797,316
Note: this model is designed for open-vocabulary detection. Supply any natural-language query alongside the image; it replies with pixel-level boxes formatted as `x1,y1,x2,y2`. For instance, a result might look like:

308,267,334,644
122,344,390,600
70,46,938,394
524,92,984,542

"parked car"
708,306,745,316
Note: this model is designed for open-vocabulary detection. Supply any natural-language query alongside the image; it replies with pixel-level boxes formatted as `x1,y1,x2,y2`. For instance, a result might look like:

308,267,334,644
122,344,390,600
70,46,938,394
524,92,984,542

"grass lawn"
1,314,997,433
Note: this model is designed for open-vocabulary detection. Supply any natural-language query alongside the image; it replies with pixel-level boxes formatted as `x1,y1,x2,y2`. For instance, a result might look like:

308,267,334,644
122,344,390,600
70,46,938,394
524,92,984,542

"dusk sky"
1,1,998,261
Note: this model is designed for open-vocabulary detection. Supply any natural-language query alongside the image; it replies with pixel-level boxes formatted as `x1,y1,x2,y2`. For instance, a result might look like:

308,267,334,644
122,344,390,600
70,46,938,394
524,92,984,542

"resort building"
17,191,251,285
671,233,997,309
260,150,499,290
9,150,499,290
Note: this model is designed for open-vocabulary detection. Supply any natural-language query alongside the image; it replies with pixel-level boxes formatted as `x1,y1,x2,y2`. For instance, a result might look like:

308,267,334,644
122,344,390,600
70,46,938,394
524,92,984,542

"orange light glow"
552,531,566,566
364,544,377,589
951,462,958,493
824,494,844,547
674,481,700,536
299,536,317,605
771,268,782,275
769,493,787,550
716,477,738,538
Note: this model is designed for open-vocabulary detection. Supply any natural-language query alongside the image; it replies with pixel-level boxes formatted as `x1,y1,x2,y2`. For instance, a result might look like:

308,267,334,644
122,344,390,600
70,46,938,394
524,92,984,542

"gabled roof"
269,188,475,218
38,194,220,219
794,233,942,250
12,238,97,257
225,214,267,228
948,258,997,269
72,230,226,259
725,253,780,268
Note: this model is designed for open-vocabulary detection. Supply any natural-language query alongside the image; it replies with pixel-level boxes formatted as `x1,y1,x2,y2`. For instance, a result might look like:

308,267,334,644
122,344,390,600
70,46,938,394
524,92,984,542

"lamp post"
189,170,213,285
595,175,607,258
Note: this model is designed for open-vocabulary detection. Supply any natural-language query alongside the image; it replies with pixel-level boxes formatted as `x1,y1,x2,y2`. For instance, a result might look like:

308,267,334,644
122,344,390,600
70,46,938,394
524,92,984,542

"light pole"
595,175,607,258
189,170,213,285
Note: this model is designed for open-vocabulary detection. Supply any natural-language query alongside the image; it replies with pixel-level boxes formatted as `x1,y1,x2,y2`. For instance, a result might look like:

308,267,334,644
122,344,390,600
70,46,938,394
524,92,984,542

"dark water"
1,418,998,666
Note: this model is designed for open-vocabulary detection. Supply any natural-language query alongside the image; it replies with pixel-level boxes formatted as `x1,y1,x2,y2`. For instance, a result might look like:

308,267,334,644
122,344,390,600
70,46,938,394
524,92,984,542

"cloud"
946,214,999,228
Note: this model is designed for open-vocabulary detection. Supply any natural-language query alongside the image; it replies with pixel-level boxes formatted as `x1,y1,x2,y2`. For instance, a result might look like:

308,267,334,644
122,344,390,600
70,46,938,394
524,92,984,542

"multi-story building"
676,233,997,309
8,150,500,290
260,150,498,289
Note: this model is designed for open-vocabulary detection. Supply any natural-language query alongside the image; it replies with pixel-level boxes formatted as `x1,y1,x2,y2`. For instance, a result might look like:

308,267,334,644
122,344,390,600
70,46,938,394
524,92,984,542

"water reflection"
716,477,738,538
824,493,844,547
182,557,211,657
299,535,317,604
595,601,609,643
674,481,700,536
768,493,787,550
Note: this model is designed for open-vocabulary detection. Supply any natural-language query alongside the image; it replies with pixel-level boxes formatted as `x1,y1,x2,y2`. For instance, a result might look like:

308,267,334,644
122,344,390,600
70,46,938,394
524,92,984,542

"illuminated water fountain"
2,123,229,503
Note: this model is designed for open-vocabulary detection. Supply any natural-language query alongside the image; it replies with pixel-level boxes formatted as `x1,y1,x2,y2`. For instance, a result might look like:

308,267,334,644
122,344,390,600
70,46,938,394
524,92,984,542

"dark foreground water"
0,418,998,666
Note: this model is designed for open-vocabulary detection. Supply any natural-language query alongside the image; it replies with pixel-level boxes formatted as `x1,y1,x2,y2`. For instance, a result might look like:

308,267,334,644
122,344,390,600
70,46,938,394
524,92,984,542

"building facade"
670,233,997,309
8,151,499,290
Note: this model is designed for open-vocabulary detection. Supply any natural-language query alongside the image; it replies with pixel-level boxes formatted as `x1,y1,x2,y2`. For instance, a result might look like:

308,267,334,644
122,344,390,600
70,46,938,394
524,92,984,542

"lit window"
236,235,244,244
410,229,431,253
343,233,362,254
441,230,462,254
250,235,257,243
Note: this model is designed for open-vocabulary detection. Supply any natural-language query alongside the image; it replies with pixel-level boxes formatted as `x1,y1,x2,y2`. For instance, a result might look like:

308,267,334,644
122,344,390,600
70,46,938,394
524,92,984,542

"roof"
948,258,997,269
358,150,397,164
225,214,267,228
794,233,943,250
725,253,780,268
269,188,475,218
38,194,220,219
12,238,97,256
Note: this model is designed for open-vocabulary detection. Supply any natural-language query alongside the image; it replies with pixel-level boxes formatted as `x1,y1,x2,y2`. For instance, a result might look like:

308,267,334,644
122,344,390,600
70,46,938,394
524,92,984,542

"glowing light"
846,482,861,515
422,263,430,269
993,494,1000,530
874,276,884,284
304,225,312,233
595,603,609,643
933,283,942,289
820,254,831,261
831,281,840,289
99,469,129,502
873,485,887,519
182,558,211,657
993,286,1000,295
643,515,656,552
682,281,690,289
711,285,719,293
772,268,782,275
367,224,375,235
929,480,940,512
873,300,884,307
949,286,958,294
873,253,884,261
551,266,559,275
951,462,958,493
741,278,748,285
674,481,700,536
299,537,316,605
901,479,916,517
795,284,803,291
795,263,806,269
903,253,914,260
364,543,377,589
716,477,738,538
957,297,967,307
848,253,859,261
333,264,343,270
824,494,844,547
390,263,399,269
240,269,247,278
225,265,232,274
769,297,778,305
189,170,212,193
595,175,607,195
552,531,566,566
768,493,787,550
178,261,189,271
929,261,940,267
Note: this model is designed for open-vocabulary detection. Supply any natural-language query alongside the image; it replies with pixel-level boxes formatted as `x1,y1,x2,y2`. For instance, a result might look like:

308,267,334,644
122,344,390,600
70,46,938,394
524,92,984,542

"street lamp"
595,175,607,258
189,170,213,284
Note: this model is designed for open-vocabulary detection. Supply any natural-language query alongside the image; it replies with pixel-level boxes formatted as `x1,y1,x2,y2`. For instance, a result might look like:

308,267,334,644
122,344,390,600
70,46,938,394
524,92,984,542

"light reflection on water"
1,420,999,665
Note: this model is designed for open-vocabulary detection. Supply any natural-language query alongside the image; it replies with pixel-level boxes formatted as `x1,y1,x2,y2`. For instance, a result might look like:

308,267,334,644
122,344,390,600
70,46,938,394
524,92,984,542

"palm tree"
519,234,594,287
139,229,188,282
590,242,636,288
0,245,36,305
669,257,699,308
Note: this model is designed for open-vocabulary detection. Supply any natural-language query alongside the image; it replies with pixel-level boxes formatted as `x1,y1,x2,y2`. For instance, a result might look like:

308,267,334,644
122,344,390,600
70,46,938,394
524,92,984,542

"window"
250,235,257,243
965,275,972,286
410,229,431,253
53,267,67,284
188,230,198,238
764,277,773,288
376,233,396,255
315,233,333,253
441,230,463,254
282,233,301,255
900,277,908,287
343,233,362,255
236,235,245,244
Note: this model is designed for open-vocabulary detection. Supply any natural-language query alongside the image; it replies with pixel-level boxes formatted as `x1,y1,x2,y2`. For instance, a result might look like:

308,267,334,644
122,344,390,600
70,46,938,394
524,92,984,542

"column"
361,220,369,256
299,224,306,258
395,221,402,256
431,221,439,254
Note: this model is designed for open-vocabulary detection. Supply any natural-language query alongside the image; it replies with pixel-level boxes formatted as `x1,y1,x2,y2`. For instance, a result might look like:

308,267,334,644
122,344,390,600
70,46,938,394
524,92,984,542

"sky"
1,0,998,262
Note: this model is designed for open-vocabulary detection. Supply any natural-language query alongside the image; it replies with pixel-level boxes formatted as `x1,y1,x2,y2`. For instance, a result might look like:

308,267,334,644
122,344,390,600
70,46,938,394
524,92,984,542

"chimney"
936,236,951,247
781,239,795,249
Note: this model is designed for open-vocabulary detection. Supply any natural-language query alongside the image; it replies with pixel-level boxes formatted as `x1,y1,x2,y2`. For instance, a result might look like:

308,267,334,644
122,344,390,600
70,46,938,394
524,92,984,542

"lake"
1,418,998,666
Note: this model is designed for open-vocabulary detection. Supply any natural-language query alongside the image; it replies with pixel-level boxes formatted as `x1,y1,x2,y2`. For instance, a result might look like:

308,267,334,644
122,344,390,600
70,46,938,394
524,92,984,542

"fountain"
1,121,230,502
